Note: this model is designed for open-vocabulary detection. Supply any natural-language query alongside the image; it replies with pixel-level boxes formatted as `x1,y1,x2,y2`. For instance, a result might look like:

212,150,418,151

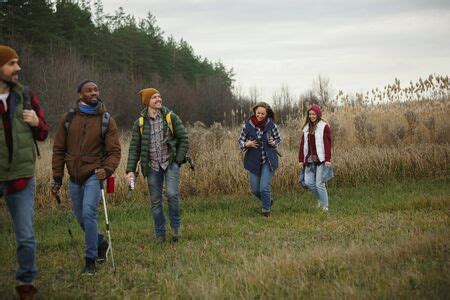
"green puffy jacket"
126,106,189,177
0,84,36,181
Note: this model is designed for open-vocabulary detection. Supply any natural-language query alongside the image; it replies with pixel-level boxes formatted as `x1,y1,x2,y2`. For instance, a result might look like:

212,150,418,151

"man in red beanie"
0,45,49,299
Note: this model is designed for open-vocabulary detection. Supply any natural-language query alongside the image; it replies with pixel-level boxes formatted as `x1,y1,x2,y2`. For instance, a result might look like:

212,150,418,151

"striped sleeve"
238,124,247,151
271,123,282,147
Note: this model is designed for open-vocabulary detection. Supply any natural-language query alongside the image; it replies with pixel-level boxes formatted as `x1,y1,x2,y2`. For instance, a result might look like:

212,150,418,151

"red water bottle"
106,174,115,193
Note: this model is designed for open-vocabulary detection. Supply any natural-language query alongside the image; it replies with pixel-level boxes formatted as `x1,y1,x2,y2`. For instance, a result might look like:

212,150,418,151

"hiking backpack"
138,111,173,135
64,108,110,140
137,112,194,170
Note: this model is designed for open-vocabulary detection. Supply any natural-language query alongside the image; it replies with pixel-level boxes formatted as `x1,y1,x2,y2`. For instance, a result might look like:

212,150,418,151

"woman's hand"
268,136,276,147
245,140,259,148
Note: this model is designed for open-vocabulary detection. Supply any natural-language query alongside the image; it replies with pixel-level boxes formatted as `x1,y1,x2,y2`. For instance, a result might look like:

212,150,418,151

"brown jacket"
52,101,121,184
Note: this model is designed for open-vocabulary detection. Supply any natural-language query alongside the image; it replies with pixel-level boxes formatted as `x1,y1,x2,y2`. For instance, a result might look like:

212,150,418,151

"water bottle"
129,175,135,191
106,174,115,193
127,174,135,199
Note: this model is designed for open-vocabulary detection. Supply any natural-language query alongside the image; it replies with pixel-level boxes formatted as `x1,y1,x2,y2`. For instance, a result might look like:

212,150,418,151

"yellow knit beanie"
139,88,160,106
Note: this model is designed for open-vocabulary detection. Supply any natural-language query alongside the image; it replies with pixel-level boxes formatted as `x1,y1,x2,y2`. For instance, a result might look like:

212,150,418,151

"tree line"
1,0,248,129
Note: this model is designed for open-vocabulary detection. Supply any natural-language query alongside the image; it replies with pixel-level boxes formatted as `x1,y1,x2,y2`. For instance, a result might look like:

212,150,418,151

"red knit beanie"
0,45,19,67
309,104,322,119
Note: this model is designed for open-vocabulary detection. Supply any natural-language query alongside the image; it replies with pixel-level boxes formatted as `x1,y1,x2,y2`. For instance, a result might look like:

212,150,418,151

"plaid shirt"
148,111,170,171
239,122,282,165
0,89,49,195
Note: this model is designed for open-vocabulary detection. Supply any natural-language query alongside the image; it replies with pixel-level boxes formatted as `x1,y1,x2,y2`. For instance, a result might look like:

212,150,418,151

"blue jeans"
304,163,329,208
147,163,181,237
249,162,274,213
1,177,37,283
69,174,102,260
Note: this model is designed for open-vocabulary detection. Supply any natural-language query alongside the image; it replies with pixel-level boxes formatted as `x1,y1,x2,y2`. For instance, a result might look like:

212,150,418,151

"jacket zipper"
74,114,88,182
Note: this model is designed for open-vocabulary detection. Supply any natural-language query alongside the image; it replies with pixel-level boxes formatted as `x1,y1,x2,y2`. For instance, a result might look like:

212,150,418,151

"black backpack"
64,108,110,141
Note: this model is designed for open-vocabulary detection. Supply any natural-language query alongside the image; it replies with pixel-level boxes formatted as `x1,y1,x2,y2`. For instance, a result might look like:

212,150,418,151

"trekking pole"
54,193,81,261
99,180,116,273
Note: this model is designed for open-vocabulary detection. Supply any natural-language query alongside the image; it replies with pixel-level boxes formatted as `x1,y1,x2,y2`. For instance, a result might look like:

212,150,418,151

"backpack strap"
22,86,32,110
166,111,174,135
138,116,144,136
22,86,41,158
101,112,110,140
64,108,76,133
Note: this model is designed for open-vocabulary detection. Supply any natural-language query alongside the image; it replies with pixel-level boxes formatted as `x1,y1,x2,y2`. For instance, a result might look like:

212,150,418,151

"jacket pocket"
65,153,76,174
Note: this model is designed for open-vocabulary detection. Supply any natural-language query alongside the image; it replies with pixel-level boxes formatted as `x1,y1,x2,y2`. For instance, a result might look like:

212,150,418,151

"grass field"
1,177,449,298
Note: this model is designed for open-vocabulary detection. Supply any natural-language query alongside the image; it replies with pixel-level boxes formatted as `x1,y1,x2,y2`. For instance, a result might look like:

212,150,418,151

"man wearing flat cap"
0,45,49,299
125,88,189,243
51,79,121,275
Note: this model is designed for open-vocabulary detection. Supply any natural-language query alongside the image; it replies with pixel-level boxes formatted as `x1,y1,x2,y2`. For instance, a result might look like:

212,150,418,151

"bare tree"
312,75,332,106
248,85,261,105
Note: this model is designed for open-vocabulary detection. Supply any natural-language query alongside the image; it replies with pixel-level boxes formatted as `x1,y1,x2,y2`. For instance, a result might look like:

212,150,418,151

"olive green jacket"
0,84,36,181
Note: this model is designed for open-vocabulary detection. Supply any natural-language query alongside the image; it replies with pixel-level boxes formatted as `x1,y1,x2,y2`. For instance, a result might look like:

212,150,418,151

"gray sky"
102,0,450,100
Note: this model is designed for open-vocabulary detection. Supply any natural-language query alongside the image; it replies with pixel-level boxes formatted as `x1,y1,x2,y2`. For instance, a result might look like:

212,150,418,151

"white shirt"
0,92,9,111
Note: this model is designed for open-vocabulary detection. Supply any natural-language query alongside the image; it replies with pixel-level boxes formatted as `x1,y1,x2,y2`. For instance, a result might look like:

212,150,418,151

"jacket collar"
140,106,170,117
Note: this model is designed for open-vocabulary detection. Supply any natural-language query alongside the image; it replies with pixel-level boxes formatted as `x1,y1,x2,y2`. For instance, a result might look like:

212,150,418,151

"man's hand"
299,162,304,169
325,161,332,167
23,109,39,127
125,172,134,185
95,168,108,180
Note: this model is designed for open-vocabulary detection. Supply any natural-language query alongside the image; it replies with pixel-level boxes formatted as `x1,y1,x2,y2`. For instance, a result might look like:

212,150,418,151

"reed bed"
33,99,449,207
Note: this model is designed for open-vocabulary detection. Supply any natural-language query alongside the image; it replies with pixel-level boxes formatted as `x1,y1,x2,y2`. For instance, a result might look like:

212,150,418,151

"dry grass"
32,99,450,207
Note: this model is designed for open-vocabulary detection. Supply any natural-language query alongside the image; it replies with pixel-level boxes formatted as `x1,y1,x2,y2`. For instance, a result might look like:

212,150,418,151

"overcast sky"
102,0,450,100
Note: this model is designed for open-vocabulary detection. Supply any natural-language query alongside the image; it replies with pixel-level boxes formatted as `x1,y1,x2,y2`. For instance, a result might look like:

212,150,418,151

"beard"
0,70,19,86
83,98,99,106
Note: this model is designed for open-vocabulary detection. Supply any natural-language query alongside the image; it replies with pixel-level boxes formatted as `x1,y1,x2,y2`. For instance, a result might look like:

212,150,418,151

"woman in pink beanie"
298,104,333,211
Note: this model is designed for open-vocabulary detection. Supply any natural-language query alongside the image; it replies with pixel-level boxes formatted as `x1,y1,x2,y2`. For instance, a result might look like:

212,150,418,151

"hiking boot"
16,282,37,300
81,258,96,275
155,235,166,244
97,239,109,263
171,227,181,242
261,211,271,217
